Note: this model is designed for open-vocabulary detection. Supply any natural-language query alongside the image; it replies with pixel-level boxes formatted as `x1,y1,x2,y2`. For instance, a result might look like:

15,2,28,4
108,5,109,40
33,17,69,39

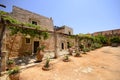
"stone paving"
0,50,69,80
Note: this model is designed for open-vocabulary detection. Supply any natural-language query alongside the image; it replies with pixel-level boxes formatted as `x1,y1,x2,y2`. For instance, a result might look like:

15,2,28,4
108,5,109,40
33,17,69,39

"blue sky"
0,0,120,34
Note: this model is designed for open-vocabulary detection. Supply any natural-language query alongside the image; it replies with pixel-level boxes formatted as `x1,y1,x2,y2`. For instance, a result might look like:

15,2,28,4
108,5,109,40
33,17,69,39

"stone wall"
57,34,75,51
92,29,120,37
56,25,73,35
10,6,54,31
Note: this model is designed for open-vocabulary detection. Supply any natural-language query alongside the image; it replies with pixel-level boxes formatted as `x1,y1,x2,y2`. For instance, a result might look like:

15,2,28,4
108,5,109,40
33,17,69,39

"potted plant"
74,50,81,57
63,54,70,62
35,45,45,63
8,66,20,80
42,57,51,71
7,59,15,70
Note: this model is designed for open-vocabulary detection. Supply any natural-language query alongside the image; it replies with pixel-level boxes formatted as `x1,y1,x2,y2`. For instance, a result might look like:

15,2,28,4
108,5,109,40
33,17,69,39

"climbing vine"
0,11,49,39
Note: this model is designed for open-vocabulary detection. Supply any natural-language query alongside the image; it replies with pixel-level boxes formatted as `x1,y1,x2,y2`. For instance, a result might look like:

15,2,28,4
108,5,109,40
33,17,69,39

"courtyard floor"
19,46,120,80
1,46,120,80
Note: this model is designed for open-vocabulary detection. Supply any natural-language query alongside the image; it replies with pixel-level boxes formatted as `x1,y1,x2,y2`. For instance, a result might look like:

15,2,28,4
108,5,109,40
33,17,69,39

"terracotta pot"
69,48,73,55
36,50,44,62
74,54,81,57
7,63,15,70
42,66,51,71
63,59,70,62
9,73,20,80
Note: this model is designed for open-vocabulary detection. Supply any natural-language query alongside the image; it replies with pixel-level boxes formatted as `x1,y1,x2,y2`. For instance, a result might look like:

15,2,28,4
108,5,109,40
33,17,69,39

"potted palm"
42,57,51,71
8,66,20,80
35,45,45,63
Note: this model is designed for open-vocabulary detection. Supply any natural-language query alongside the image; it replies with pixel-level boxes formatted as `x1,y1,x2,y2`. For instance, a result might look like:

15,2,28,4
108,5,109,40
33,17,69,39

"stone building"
2,6,75,57
92,29,120,37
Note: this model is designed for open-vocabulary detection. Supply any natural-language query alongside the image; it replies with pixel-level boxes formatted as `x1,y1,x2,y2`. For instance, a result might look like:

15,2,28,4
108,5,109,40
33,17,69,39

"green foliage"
37,45,46,51
7,59,14,65
0,11,8,16
42,32,49,40
68,42,73,48
4,16,20,24
8,66,20,75
0,11,49,40
24,23,40,29
67,35,76,39
64,54,69,60
94,35,107,44
75,50,80,56
91,43,102,49
82,47,89,52
44,58,50,68
110,37,120,43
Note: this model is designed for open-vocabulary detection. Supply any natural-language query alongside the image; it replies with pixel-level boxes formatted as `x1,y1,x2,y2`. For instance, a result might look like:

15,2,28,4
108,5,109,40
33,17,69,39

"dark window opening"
68,31,71,35
32,21,37,25
26,38,30,43
61,43,64,49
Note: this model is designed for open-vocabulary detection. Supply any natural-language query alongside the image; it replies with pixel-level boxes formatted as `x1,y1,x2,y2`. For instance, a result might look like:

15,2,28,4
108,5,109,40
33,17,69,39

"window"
61,43,64,49
68,31,71,35
32,21,37,25
26,38,30,43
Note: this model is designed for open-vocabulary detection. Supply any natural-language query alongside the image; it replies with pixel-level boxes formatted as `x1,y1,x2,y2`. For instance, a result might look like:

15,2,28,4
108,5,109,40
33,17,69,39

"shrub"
92,43,102,49
110,37,120,43
8,66,20,75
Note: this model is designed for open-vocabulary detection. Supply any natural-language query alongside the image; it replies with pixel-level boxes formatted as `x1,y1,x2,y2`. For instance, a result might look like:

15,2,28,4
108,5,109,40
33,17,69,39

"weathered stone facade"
92,29,120,37
2,6,75,57
56,25,73,35
10,6,54,31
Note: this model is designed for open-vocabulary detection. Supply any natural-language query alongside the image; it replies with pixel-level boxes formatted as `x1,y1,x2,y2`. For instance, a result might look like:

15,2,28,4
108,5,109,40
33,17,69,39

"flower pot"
9,73,20,80
74,54,81,57
7,63,15,70
63,59,70,62
69,48,73,55
42,66,51,71
36,50,44,62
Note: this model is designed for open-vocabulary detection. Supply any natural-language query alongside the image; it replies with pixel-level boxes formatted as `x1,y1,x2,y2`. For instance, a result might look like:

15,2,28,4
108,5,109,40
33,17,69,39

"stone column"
1,51,8,71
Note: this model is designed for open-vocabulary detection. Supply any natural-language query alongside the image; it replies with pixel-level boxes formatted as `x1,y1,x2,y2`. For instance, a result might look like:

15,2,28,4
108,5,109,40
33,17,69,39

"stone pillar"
1,51,8,71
